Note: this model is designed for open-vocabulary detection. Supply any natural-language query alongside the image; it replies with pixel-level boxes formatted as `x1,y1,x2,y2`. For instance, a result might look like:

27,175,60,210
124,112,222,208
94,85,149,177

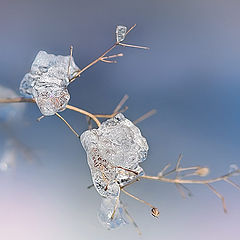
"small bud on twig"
195,167,210,177
151,207,160,218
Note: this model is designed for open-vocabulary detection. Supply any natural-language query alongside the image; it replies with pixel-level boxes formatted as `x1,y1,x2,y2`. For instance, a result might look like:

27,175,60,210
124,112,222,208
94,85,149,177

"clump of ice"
116,26,127,42
19,51,80,116
0,85,25,121
98,196,127,229
81,113,148,198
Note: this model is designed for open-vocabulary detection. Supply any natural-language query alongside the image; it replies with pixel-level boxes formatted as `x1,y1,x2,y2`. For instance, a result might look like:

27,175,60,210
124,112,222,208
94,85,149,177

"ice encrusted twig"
19,51,80,116
69,24,149,83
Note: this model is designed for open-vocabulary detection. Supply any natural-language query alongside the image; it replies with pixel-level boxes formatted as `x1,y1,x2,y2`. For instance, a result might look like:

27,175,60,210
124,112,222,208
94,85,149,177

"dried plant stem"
121,188,156,209
133,109,157,124
70,43,118,83
224,178,240,191
70,24,148,83
55,112,80,138
94,94,129,119
125,24,137,35
66,104,101,127
0,97,102,127
0,97,34,104
205,183,227,213
118,42,149,50
140,170,240,184
113,94,129,113
120,200,142,236
111,191,120,219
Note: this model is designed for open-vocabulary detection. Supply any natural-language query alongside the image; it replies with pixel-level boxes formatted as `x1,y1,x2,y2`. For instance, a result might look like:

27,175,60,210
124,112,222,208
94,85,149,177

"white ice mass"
19,51,80,116
80,113,149,198
116,26,127,43
98,196,127,229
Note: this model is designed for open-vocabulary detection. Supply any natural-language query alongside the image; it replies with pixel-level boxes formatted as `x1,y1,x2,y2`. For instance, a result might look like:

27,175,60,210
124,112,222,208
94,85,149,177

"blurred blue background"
0,0,240,239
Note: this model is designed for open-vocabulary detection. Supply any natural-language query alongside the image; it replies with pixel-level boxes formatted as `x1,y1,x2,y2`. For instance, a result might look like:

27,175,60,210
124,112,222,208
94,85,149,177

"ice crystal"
81,113,148,198
19,51,80,116
116,26,127,42
98,196,127,229
0,85,25,121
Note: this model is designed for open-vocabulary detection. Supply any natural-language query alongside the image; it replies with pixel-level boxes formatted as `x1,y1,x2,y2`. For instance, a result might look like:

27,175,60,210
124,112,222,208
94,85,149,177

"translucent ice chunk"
116,25,127,42
33,85,70,116
19,51,80,115
81,113,148,197
0,85,25,121
98,196,127,229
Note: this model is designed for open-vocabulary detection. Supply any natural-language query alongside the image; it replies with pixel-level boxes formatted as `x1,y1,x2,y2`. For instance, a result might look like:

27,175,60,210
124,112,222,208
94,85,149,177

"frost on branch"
80,113,148,198
98,196,127,229
19,51,80,116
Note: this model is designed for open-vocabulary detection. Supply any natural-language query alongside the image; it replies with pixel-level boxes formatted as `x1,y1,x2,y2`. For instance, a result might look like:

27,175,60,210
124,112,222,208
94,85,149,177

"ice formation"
0,85,25,121
80,113,149,198
116,26,127,43
98,196,127,229
19,51,80,116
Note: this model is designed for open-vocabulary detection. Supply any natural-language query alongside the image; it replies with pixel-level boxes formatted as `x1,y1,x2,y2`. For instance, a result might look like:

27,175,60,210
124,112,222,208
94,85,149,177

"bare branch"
206,183,227,213
120,200,142,235
133,109,157,125
55,112,80,138
66,104,101,127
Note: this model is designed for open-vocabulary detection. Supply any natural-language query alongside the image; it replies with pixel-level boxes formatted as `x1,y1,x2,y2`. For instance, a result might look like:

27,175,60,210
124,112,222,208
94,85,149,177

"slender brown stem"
55,112,80,138
116,166,138,175
224,178,240,191
125,24,137,36
0,97,34,103
140,170,240,184
133,109,157,124
120,200,142,236
69,43,118,83
118,42,149,50
121,188,155,209
206,183,227,213
111,191,120,219
0,97,102,127
113,94,129,114
101,53,123,60
66,104,101,127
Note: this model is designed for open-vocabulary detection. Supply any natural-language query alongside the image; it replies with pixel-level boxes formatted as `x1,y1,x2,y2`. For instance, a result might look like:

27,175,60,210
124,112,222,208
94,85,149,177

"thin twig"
55,112,80,138
113,94,129,114
141,170,240,184
69,43,118,83
224,178,240,191
120,200,142,236
111,191,120,219
205,183,227,213
118,42,149,50
121,188,155,209
66,104,101,127
133,109,157,124
0,97,34,104
86,116,93,130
